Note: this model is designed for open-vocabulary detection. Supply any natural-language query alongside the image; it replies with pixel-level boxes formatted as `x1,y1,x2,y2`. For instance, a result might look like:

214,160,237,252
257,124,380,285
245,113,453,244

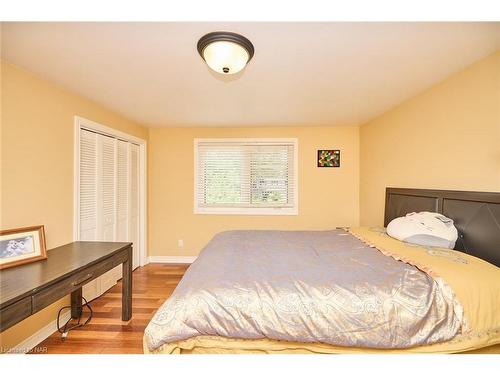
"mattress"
144,227,500,353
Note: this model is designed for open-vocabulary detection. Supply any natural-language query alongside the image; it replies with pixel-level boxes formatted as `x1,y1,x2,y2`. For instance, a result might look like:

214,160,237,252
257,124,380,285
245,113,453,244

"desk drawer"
32,252,125,312
0,297,32,332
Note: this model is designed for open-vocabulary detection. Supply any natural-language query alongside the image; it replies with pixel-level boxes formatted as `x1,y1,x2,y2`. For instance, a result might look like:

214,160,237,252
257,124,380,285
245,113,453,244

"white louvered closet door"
79,130,141,301
98,135,122,292
130,144,140,269
79,129,102,299
79,130,98,241
99,135,117,242
110,140,130,281
116,140,130,244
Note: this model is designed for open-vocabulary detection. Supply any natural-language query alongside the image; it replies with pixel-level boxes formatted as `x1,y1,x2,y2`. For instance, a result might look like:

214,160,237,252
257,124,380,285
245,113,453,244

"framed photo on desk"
0,225,47,270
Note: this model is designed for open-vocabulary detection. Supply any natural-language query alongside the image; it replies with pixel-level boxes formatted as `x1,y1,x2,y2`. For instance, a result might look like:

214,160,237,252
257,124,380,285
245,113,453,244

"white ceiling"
1,22,499,127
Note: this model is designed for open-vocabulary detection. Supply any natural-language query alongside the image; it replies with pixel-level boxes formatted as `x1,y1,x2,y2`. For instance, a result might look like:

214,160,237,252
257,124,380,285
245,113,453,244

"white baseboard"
8,310,71,354
147,256,197,264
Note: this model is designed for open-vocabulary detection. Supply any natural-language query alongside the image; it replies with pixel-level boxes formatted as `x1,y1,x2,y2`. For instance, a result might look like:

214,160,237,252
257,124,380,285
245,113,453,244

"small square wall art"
317,150,340,167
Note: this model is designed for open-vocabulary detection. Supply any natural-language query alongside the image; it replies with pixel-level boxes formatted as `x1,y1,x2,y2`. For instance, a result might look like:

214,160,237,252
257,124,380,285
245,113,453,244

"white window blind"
195,139,298,215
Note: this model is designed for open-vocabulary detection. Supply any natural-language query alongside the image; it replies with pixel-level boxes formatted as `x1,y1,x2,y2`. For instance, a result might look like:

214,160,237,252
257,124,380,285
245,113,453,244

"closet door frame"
73,116,147,267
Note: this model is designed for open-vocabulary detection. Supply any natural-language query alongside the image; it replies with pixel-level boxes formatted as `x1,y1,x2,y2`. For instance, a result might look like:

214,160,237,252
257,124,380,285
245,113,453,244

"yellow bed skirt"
143,335,500,354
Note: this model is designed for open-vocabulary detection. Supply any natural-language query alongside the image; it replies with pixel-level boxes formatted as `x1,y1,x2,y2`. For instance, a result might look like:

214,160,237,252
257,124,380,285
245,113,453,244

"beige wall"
0,61,148,350
360,51,500,226
148,126,360,257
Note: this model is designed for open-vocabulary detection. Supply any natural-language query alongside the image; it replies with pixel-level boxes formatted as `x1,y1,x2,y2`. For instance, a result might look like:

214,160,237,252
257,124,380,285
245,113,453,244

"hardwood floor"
25,263,500,355
32,264,189,354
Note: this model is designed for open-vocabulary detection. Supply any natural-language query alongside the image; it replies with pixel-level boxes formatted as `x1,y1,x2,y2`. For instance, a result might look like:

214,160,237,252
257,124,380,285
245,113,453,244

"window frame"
194,138,299,215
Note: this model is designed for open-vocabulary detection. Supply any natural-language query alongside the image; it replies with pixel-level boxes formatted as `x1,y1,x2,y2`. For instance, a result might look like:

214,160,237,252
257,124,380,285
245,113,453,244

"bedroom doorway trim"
73,115,148,268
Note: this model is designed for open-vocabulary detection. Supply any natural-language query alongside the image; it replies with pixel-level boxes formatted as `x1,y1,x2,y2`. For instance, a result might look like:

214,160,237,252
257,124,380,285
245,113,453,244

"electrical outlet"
178,239,184,248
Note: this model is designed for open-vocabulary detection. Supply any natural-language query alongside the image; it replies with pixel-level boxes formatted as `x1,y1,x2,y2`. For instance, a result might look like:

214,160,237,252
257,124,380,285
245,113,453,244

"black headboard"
384,188,500,267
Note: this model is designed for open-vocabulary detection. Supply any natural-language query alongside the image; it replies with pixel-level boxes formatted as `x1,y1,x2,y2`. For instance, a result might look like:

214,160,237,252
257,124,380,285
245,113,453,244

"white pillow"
386,211,458,249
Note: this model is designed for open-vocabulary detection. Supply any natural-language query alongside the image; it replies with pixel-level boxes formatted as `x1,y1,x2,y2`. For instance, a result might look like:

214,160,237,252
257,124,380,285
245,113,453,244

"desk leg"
71,287,83,319
122,248,132,321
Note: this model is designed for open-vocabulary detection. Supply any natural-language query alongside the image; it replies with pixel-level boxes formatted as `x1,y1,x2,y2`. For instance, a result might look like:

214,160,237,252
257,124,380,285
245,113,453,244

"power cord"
56,296,93,340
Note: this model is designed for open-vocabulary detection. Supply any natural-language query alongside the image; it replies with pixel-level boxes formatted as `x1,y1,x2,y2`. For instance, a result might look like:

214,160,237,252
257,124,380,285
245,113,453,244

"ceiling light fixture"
197,31,254,75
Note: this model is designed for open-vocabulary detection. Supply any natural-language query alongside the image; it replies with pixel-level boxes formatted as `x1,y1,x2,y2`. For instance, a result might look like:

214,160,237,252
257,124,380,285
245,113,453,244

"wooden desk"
0,241,132,332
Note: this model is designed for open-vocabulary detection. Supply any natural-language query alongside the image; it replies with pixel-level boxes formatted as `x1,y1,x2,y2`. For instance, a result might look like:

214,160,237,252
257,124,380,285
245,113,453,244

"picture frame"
0,225,47,270
317,150,340,167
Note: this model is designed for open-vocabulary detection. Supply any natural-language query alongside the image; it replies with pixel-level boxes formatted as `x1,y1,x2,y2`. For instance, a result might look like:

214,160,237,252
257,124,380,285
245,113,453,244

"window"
194,138,298,215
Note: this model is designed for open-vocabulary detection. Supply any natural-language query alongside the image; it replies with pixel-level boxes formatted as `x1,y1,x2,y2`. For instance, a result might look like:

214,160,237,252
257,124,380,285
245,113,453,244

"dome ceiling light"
197,31,255,75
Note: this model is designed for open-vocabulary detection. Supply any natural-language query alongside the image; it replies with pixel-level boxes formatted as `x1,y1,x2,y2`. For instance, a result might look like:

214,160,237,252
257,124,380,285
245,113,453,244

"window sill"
194,207,298,216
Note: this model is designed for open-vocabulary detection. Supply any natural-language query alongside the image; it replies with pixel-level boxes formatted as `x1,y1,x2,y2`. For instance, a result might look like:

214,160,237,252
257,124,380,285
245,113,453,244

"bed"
144,188,500,354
